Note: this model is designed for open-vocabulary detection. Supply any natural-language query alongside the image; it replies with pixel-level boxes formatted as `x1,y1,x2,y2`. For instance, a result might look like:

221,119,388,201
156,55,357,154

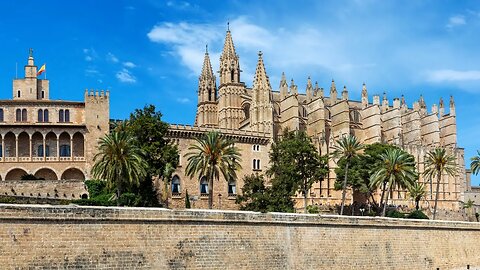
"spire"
361,83,368,108
279,72,288,99
314,81,323,98
200,45,214,79
382,92,389,109
401,95,406,106
27,48,34,66
450,95,455,116
252,51,272,102
330,79,337,102
342,85,348,100
290,79,298,95
219,26,240,84
306,76,313,101
419,95,426,109
439,97,444,108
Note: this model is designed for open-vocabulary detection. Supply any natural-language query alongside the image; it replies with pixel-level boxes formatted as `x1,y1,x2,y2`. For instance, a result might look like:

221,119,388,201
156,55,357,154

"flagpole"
15,62,17,79
44,64,47,80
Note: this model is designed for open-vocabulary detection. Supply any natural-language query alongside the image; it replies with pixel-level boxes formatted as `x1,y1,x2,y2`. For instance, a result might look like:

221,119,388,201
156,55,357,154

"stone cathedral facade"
166,29,468,211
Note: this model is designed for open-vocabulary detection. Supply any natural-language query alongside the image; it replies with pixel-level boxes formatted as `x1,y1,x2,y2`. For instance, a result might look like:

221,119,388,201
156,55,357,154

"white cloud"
107,52,119,63
83,48,97,62
446,15,466,28
116,68,137,83
123,61,137,68
426,69,480,82
176,97,191,103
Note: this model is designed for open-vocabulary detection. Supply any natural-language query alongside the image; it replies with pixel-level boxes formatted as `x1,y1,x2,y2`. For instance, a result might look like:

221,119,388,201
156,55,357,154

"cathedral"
167,28,468,211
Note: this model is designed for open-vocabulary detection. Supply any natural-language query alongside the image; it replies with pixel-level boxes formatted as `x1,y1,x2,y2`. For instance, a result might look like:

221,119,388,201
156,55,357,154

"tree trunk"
415,198,420,211
340,161,349,215
208,170,214,209
163,178,169,208
382,184,391,217
303,186,308,213
433,172,441,220
379,181,387,215
116,180,123,206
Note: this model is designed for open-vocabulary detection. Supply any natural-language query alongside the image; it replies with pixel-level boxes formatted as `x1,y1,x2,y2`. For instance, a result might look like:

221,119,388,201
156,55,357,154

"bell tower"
217,25,245,129
13,49,49,100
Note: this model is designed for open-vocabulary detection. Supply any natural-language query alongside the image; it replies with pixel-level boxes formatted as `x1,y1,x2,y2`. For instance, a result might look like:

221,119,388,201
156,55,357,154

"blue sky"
1,0,480,184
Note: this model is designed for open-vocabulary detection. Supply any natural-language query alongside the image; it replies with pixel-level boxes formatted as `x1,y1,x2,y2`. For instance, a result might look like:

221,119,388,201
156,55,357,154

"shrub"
406,210,429,220
72,193,116,206
386,210,405,218
117,193,141,206
306,205,320,214
84,180,108,197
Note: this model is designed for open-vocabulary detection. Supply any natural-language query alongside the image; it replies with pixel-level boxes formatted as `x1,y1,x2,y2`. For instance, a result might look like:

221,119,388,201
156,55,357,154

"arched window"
65,109,70,122
41,91,45,99
349,110,361,123
0,108,4,122
59,109,64,122
17,90,21,98
243,104,250,120
200,176,208,194
230,70,235,82
22,109,27,121
208,87,212,101
228,180,236,196
38,109,43,122
44,109,49,122
60,145,71,157
16,109,21,122
38,145,49,157
171,175,181,194
253,159,261,170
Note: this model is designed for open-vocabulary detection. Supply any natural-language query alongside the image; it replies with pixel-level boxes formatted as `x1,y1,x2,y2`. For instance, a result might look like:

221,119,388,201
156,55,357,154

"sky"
1,0,480,184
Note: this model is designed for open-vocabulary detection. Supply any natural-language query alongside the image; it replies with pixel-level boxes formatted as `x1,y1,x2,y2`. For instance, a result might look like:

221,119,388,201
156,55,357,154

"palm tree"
408,182,426,211
370,148,417,216
470,150,480,175
184,131,241,209
161,162,175,208
331,135,364,215
91,131,148,204
423,148,457,220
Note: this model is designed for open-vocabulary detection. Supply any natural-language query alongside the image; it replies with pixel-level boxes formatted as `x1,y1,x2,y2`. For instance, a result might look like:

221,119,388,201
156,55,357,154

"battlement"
84,89,110,99
167,124,271,144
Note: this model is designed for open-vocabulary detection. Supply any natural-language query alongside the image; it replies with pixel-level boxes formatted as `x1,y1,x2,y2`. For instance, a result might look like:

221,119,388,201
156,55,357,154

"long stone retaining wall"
0,204,478,269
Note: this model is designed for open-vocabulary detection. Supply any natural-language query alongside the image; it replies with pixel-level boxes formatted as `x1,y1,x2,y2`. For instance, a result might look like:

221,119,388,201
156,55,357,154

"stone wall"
0,204,478,269
0,180,88,200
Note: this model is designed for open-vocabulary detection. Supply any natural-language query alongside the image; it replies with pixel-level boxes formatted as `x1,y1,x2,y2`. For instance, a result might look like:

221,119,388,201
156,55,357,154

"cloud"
107,52,119,63
176,97,191,103
446,15,466,28
166,1,191,9
426,69,480,82
123,61,136,68
116,68,136,83
83,48,97,62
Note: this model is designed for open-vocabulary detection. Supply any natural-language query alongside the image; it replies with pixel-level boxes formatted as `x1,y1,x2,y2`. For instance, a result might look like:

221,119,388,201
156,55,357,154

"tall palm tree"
331,135,364,215
370,148,417,216
423,148,457,220
470,150,480,176
185,131,241,209
408,182,426,211
91,131,148,204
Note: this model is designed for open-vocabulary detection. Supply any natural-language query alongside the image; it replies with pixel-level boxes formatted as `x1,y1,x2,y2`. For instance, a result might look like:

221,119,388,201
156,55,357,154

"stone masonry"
0,204,479,269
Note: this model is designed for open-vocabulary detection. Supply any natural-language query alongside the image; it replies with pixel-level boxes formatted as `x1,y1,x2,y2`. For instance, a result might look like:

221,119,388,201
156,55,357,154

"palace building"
166,28,469,211
0,51,109,188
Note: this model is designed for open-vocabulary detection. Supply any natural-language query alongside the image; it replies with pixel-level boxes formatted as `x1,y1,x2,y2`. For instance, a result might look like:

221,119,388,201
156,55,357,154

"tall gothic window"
60,145,71,157
171,175,181,194
200,176,208,194
22,109,27,122
228,180,236,196
59,109,64,122
65,109,70,122
44,109,49,122
16,109,21,122
0,108,4,122
38,109,43,122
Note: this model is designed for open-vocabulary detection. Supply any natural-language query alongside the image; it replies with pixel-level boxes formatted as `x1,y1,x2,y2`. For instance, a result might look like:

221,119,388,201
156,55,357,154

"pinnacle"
221,28,237,59
200,49,214,79
252,51,271,91
280,72,288,88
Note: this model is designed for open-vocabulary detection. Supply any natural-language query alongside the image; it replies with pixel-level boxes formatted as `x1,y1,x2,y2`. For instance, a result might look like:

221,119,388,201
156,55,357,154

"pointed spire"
361,83,368,108
252,51,271,95
419,95,426,109
330,79,337,101
306,76,313,101
382,92,389,109
439,97,445,116
279,72,288,99
449,95,455,116
200,45,214,79
342,85,348,100
221,26,237,59
401,95,406,106
280,72,287,87
290,79,298,95
439,97,444,108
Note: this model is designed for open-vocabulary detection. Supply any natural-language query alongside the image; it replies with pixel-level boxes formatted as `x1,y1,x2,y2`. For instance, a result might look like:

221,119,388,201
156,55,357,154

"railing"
172,192,182,198
32,157,44,162
18,157,31,162
46,157,58,161
1,156,86,162
73,157,86,162
60,157,71,161
4,157,17,162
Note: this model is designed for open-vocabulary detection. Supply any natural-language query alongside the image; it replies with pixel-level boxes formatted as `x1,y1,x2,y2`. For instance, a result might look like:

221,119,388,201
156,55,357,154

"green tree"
334,143,399,206
408,182,426,211
370,148,417,216
267,130,329,213
470,150,480,176
123,105,179,206
331,135,364,215
91,131,148,204
185,131,241,209
423,148,457,220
